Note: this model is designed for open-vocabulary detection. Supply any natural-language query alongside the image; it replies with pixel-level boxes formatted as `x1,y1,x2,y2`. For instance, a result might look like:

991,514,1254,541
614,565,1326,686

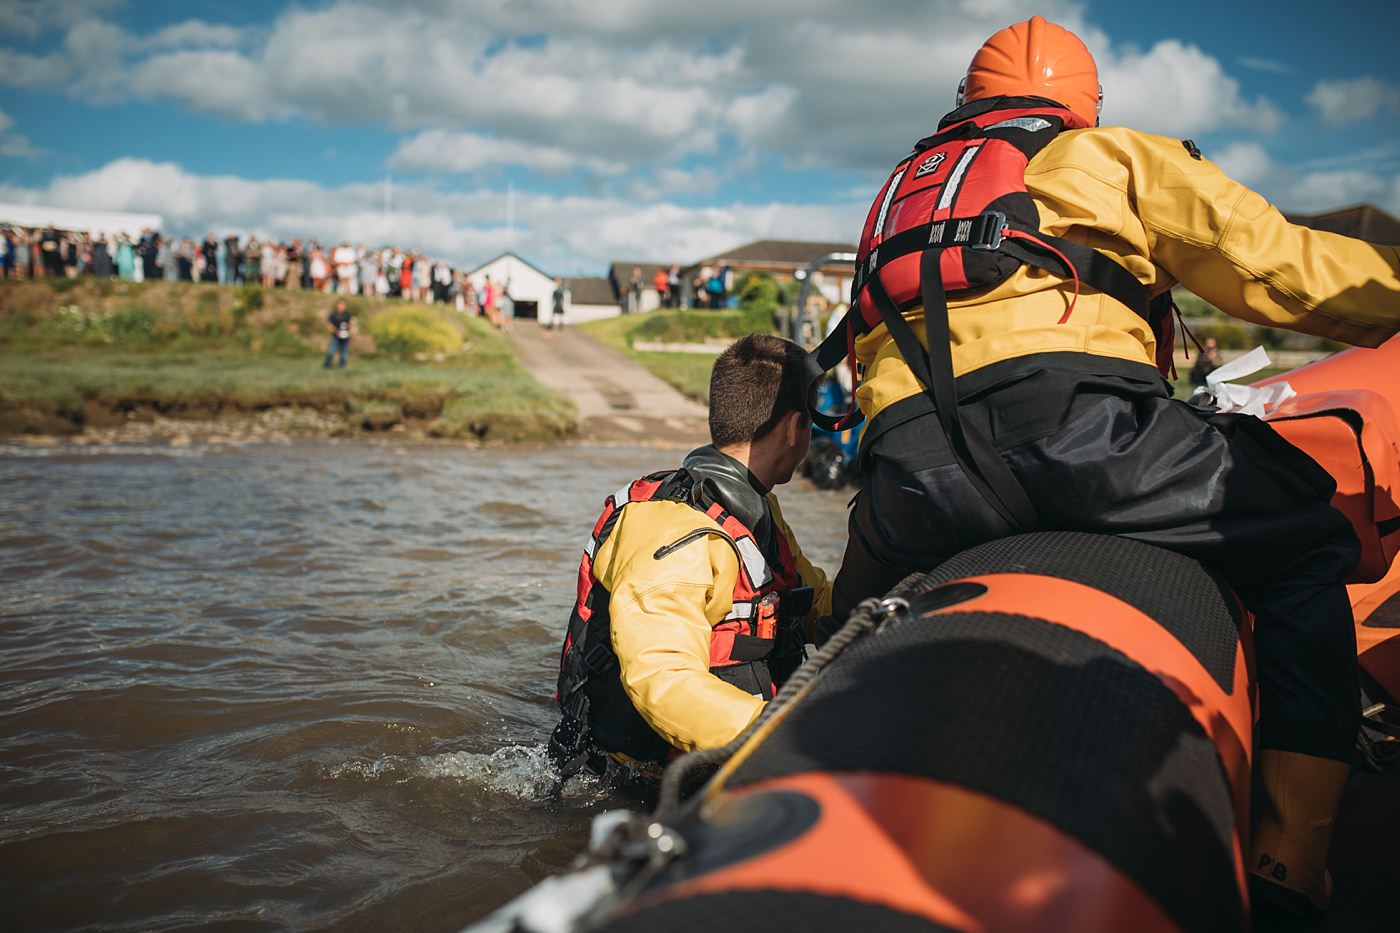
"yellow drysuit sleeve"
1127,132,1400,347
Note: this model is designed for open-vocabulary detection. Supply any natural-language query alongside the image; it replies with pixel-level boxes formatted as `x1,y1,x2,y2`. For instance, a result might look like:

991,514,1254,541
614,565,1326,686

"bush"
737,271,782,311
365,307,461,359
1191,321,1252,350
43,303,155,344
107,305,157,342
236,284,264,311
181,293,236,338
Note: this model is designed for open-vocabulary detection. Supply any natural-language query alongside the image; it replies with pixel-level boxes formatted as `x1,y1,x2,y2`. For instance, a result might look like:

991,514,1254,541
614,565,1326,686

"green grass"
579,307,782,403
631,351,718,403
0,279,575,440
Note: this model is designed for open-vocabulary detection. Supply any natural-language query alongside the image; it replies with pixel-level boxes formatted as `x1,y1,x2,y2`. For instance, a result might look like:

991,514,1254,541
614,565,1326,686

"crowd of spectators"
0,225,495,316
2,223,748,324
625,262,730,313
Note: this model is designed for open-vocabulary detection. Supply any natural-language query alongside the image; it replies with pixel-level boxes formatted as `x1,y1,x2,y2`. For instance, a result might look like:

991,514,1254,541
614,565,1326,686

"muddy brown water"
0,440,850,931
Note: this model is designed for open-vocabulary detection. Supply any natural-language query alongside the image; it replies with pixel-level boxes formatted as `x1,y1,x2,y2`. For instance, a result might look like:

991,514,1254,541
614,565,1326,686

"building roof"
466,250,555,280
566,276,618,306
699,239,859,267
1285,203,1400,246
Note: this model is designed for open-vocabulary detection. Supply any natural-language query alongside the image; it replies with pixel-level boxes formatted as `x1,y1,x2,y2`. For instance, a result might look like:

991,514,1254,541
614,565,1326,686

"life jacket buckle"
966,210,1007,251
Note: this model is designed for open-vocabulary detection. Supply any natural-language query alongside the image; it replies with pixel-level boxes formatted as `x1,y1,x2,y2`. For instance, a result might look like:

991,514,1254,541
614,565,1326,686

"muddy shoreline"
1,406,710,450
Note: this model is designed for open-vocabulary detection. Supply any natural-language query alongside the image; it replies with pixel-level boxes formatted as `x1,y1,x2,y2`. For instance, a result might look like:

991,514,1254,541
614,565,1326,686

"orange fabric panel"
1360,636,1400,703
1261,336,1400,582
1351,561,1400,700
919,572,1254,890
1267,413,1385,581
643,772,1184,933
1350,560,1400,625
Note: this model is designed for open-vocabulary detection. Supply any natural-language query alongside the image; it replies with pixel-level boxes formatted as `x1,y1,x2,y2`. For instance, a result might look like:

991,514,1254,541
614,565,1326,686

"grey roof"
566,276,618,306
698,239,859,266
1285,204,1400,246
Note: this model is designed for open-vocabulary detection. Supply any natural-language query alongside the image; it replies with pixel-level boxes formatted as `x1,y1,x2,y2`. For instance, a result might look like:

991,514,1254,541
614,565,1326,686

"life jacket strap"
996,227,1150,322
809,317,864,433
853,249,1040,530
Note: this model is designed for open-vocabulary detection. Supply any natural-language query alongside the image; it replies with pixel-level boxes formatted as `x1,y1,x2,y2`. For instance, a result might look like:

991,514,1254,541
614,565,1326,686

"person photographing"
323,299,353,369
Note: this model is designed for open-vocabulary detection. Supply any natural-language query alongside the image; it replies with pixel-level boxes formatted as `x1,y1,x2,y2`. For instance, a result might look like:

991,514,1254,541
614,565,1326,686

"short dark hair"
708,334,809,447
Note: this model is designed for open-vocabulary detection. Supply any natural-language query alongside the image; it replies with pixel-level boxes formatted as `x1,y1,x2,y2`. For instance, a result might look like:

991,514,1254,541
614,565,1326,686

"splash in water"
329,744,602,800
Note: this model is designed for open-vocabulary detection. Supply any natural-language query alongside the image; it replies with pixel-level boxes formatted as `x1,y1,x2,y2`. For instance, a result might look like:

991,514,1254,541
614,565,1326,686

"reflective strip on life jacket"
735,535,774,589
722,601,755,623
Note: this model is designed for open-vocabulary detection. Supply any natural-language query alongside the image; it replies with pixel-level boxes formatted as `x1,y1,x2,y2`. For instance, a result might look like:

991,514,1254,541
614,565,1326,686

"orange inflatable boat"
473,337,1400,933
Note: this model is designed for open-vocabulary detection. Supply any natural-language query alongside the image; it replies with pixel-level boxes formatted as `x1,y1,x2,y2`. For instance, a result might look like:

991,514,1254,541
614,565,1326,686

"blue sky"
1,0,1396,274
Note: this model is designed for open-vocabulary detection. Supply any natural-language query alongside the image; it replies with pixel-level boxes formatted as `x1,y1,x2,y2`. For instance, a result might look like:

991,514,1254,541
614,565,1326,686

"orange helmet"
958,16,1101,125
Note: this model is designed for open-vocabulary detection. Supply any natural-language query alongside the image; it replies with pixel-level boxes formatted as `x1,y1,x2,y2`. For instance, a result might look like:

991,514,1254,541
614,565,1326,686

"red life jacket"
554,468,808,764
810,96,1169,530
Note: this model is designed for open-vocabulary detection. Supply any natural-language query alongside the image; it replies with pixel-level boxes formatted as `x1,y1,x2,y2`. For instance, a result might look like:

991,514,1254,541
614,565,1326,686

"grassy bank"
580,305,778,402
0,278,575,441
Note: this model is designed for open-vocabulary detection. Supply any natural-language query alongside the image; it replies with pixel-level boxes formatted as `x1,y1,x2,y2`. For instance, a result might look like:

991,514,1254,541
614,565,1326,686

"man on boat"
550,334,831,782
823,15,1399,917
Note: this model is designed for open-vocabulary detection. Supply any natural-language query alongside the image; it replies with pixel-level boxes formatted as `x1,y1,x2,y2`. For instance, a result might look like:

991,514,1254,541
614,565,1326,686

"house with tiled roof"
1285,203,1400,245
691,238,860,310
562,276,622,324
699,239,859,268
603,240,862,312
605,261,681,313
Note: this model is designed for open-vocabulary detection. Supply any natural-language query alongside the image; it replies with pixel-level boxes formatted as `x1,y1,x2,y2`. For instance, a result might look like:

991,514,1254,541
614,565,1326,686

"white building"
467,252,621,326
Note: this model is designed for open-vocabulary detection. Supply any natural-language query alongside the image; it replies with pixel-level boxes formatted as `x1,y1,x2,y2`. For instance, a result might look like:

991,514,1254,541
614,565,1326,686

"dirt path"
507,320,710,447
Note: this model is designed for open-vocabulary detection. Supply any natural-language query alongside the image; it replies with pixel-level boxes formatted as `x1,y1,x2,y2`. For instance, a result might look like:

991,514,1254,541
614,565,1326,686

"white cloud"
126,50,276,119
0,0,120,41
1213,141,1276,189
1097,40,1283,136
0,157,866,272
623,165,727,202
1306,77,1400,126
0,109,39,158
1212,141,1400,214
144,20,248,51
388,130,628,176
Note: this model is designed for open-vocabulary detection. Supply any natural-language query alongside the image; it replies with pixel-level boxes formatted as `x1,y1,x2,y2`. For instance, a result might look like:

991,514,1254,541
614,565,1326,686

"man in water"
828,15,1399,917
322,299,353,369
550,334,831,781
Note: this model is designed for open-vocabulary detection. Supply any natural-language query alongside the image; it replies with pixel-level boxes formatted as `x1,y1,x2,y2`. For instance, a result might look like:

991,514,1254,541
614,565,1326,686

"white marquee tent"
0,203,164,238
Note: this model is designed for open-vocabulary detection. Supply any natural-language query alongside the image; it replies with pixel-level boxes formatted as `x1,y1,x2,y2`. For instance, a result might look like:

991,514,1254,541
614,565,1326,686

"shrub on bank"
42,303,157,344
426,390,575,442
365,307,461,359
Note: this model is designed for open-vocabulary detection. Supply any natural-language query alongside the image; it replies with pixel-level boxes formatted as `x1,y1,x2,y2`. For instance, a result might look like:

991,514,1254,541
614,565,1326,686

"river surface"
0,440,850,931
